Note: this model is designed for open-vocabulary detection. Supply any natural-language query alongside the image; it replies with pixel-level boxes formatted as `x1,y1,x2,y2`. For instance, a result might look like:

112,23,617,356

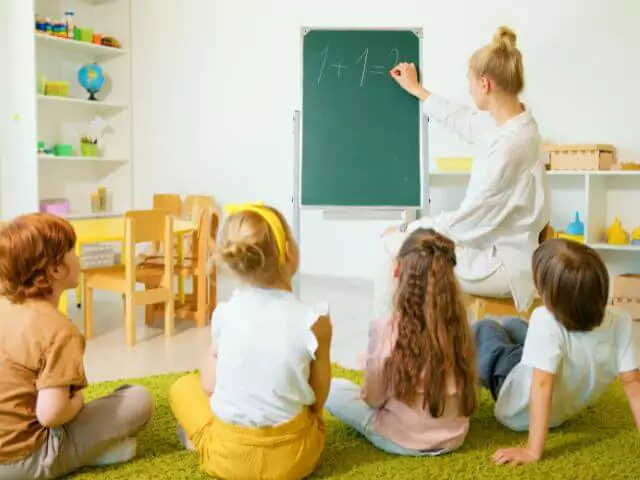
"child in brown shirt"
0,214,153,479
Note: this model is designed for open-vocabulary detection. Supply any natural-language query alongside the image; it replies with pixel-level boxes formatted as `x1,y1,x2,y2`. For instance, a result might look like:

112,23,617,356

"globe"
78,63,105,101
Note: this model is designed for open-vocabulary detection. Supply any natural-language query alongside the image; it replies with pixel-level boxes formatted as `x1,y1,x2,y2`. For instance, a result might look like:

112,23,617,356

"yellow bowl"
434,157,473,172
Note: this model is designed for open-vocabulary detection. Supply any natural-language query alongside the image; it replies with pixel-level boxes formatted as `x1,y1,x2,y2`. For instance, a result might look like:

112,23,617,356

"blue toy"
566,212,585,236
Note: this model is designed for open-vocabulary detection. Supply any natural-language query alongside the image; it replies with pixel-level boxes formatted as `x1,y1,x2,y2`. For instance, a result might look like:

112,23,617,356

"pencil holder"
80,143,99,157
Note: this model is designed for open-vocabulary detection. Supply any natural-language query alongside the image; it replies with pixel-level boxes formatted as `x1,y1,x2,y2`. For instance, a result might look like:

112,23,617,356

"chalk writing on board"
389,48,400,66
316,47,401,86
355,48,370,86
331,62,349,77
317,46,329,85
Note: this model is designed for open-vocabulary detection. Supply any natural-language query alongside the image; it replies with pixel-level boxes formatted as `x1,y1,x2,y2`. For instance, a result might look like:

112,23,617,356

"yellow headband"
223,202,287,264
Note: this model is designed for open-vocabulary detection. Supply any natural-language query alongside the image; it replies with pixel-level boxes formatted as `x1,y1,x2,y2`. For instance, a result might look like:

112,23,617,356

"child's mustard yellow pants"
169,374,325,480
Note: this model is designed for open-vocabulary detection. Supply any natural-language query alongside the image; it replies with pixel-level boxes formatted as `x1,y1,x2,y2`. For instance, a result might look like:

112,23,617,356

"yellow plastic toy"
607,217,629,245
632,226,640,246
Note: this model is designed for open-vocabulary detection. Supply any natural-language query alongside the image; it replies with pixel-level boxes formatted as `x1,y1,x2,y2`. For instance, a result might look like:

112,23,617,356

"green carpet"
73,367,640,479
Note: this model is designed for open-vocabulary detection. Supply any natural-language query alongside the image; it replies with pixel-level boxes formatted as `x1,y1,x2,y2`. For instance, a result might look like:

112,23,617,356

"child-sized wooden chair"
465,223,556,322
82,210,175,346
143,209,218,328
153,193,182,216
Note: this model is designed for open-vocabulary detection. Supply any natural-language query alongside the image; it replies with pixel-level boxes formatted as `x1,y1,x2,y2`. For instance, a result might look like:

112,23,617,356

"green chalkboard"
301,29,422,207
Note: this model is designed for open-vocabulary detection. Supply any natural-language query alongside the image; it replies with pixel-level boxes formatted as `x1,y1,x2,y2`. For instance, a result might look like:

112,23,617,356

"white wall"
132,0,640,280
0,0,38,219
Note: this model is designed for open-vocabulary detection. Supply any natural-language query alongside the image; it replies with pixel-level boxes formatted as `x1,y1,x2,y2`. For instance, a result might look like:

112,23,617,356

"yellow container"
557,232,585,244
434,157,473,172
44,81,69,97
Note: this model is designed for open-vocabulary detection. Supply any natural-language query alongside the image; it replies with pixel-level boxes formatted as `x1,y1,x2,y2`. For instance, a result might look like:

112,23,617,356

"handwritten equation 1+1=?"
316,47,401,86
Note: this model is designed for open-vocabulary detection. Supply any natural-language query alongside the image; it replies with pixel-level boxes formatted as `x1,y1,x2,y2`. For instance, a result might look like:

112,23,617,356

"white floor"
72,274,640,383
73,274,372,382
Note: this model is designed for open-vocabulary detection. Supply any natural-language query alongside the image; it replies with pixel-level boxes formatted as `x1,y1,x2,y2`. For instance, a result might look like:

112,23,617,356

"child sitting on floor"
473,239,640,465
326,228,477,456
0,214,153,479
169,204,331,480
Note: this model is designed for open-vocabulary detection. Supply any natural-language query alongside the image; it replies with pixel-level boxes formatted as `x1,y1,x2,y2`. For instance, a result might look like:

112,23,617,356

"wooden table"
59,214,196,315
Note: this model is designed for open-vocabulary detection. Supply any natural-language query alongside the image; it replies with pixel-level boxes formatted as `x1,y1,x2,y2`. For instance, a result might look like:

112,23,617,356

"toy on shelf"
547,144,616,171
78,64,105,101
610,163,640,171
606,217,629,245
40,198,70,216
631,226,640,246
44,81,69,97
54,144,73,157
556,212,585,243
434,157,473,172
90,187,108,213
35,12,121,49
611,274,640,321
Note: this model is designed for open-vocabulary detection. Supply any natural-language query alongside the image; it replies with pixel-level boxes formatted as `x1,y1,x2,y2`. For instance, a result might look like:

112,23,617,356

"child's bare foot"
177,425,195,451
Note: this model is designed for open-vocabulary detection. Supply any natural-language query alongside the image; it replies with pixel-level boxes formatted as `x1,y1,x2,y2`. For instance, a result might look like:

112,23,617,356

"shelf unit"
34,0,132,217
35,32,127,60
38,154,128,163
37,94,129,113
428,168,640,276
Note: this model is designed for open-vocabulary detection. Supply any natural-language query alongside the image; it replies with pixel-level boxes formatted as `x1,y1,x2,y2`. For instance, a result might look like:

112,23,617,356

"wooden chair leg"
84,284,93,340
125,295,136,346
473,299,487,322
164,296,175,337
142,281,155,326
196,274,207,328
207,273,217,319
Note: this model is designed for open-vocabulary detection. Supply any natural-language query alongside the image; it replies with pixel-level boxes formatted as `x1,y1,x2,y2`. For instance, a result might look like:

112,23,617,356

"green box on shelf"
80,28,93,43
54,144,73,157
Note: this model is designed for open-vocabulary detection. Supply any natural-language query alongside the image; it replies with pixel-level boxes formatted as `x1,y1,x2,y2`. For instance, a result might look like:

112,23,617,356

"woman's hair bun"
493,25,517,50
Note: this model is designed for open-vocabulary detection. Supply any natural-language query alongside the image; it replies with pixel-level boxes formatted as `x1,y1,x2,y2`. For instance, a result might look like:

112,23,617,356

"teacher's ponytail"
470,25,524,95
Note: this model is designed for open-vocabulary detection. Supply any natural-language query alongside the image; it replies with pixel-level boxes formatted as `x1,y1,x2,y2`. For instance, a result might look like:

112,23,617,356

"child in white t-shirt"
473,239,640,465
169,204,331,480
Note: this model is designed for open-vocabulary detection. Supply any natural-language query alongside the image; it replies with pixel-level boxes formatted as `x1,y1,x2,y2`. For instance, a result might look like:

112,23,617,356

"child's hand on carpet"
492,447,540,466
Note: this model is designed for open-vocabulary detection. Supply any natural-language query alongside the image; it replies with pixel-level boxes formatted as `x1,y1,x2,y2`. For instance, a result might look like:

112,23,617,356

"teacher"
376,26,549,318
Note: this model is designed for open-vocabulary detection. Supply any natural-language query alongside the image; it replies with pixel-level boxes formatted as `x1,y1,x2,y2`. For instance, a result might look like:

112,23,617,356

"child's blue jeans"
472,317,529,400
325,378,444,456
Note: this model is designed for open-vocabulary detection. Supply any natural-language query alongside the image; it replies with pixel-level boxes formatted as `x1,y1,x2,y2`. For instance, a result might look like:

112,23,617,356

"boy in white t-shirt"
472,239,640,465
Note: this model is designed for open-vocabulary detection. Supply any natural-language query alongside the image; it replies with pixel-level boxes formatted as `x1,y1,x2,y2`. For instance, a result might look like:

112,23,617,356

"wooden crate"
611,274,640,321
548,144,616,171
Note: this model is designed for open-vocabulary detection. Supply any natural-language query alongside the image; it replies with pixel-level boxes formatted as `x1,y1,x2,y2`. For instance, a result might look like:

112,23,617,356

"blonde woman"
377,26,549,317
170,204,331,480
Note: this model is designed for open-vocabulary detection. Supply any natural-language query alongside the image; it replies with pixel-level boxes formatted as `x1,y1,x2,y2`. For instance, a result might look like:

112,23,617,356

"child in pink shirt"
326,228,477,455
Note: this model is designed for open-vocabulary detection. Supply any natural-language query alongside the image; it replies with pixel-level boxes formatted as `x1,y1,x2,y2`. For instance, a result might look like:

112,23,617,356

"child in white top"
169,204,331,480
473,239,640,465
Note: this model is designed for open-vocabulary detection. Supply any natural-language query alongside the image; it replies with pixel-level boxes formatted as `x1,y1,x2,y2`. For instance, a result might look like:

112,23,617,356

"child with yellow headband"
169,204,332,480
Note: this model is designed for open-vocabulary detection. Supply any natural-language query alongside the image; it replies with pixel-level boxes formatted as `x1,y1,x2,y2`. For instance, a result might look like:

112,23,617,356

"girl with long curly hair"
326,228,477,456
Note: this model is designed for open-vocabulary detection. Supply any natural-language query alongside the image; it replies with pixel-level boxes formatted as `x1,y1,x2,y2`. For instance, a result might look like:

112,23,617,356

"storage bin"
548,144,616,171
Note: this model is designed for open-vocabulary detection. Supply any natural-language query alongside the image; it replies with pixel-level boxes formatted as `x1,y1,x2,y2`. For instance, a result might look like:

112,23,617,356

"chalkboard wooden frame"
297,26,429,211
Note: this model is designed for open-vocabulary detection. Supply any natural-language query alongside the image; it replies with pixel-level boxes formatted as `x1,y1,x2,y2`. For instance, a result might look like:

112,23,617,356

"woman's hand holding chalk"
390,62,430,101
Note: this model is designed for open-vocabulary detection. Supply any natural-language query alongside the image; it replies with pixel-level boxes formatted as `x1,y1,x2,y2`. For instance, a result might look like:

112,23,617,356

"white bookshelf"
34,0,132,217
35,32,128,60
38,154,128,163
37,94,129,113
428,168,640,276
